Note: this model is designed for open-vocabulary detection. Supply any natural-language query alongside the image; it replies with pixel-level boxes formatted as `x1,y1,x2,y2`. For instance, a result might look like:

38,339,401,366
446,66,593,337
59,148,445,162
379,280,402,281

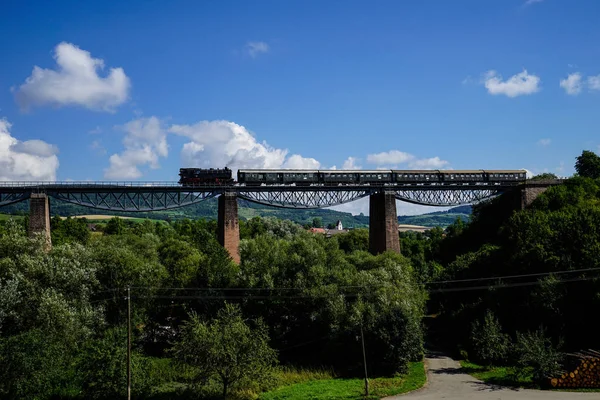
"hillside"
0,198,471,228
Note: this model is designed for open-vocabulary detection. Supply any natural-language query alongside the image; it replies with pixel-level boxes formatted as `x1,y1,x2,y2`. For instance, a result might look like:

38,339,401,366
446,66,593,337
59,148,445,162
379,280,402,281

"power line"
427,266,600,285
123,274,600,300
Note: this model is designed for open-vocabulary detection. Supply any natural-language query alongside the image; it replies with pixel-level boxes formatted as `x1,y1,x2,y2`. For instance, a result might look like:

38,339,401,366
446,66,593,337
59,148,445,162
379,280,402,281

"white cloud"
342,157,361,169
282,154,320,169
524,0,544,6
170,120,320,174
88,126,102,134
588,75,600,91
367,150,413,165
482,69,540,97
104,117,167,179
537,138,551,147
15,42,130,112
246,41,269,58
90,140,106,155
366,150,449,169
0,118,59,181
408,157,449,169
560,73,582,95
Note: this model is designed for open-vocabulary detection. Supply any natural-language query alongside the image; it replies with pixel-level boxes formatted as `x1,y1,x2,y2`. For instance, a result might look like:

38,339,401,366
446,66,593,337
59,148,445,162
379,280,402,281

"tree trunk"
222,380,228,400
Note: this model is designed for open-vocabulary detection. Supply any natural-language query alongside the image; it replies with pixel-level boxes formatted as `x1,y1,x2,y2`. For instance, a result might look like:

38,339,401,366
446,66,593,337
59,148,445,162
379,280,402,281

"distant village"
307,220,432,237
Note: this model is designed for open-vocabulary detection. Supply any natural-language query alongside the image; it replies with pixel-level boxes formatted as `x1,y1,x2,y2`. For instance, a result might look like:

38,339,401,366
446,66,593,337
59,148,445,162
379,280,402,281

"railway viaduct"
0,178,562,262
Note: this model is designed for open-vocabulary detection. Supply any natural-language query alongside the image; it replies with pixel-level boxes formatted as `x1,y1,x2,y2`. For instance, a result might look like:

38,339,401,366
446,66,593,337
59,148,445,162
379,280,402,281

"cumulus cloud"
409,157,449,169
90,140,106,155
588,75,600,91
282,154,320,169
482,69,540,97
537,138,552,147
0,118,59,181
366,150,449,169
15,42,130,112
104,117,167,179
560,73,582,95
170,120,321,173
366,150,413,165
246,41,269,58
342,157,361,169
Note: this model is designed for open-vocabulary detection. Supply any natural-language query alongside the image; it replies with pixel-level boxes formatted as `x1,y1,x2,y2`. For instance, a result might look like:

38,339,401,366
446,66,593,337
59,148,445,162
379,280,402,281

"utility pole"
127,287,131,400
361,324,369,396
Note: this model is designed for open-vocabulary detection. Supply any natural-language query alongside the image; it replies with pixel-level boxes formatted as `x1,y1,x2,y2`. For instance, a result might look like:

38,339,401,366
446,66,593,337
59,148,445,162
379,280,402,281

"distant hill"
397,205,471,227
0,198,471,229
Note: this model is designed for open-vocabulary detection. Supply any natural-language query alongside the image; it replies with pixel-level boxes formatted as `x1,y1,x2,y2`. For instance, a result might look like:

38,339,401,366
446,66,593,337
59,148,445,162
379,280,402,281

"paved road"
384,354,598,400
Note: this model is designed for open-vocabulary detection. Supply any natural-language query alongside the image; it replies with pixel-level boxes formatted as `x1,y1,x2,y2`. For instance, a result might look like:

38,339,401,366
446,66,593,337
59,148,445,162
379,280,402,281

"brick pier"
218,192,240,264
369,191,401,255
29,193,52,251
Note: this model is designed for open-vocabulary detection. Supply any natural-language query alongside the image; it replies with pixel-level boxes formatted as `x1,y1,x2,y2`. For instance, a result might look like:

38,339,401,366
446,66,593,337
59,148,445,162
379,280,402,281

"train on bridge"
179,168,527,186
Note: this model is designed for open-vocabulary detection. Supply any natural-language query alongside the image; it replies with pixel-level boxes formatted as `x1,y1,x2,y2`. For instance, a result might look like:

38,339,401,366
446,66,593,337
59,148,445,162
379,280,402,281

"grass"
459,361,535,388
459,361,600,392
259,362,426,400
0,213,24,221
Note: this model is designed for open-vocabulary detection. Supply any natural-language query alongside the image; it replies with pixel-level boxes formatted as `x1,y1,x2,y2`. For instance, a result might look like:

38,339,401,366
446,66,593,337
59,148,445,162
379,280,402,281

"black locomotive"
178,167,234,186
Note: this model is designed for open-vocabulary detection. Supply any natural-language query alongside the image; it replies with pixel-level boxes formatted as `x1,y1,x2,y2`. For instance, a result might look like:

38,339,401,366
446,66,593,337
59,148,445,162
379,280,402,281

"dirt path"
384,354,598,400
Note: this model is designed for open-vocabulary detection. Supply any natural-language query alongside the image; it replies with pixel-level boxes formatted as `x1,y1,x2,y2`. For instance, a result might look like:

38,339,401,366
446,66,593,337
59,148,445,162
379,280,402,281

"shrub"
514,327,563,383
470,310,511,366
172,303,278,399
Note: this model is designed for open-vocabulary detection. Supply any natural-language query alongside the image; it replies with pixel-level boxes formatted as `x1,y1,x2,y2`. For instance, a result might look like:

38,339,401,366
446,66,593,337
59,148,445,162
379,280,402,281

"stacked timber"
550,349,600,388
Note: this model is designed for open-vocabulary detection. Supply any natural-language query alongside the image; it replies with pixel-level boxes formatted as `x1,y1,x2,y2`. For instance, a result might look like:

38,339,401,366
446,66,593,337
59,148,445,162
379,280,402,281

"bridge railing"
0,181,185,187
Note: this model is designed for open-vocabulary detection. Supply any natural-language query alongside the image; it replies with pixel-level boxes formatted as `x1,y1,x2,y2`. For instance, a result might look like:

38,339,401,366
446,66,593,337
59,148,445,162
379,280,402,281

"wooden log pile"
550,349,600,388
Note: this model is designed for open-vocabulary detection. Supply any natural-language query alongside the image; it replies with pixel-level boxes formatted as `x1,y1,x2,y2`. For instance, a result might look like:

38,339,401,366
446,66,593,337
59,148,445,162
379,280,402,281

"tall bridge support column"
369,191,401,255
29,193,51,251
218,192,240,264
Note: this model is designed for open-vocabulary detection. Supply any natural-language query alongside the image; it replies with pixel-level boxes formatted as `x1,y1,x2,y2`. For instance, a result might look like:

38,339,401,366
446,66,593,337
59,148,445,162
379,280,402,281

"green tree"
312,217,323,228
531,172,558,181
172,303,278,399
514,327,563,383
51,216,91,245
336,228,369,253
470,310,511,366
104,217,125,235
77,328,153,399
575,150,600,179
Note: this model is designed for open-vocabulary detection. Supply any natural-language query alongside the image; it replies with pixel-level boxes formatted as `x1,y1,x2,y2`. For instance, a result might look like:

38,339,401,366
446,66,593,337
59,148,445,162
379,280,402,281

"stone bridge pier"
218,192,240,264
28,193,52,251
520,181,558,209
369,191,401,255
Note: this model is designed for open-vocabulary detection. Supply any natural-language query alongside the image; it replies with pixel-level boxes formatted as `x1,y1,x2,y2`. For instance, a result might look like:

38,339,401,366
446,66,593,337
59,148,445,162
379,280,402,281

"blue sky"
1,0,600,214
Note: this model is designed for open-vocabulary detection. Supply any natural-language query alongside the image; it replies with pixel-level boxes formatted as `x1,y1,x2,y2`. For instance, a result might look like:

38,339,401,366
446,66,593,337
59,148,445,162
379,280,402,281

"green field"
0,214,24,221
260,362,426,400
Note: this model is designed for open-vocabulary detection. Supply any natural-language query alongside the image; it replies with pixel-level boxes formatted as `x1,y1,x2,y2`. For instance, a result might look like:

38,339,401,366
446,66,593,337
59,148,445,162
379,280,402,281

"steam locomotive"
178,167,527,186
178,167,234,186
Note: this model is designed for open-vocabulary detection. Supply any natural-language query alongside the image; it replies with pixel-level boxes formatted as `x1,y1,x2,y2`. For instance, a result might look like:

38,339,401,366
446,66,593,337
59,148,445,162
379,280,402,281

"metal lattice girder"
49,190,219,211
238,188,371,209
393,188,502,206
0,191,29,207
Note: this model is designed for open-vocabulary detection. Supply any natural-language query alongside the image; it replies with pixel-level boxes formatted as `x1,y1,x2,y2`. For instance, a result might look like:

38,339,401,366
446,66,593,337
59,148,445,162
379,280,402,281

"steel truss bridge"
0,181,522,212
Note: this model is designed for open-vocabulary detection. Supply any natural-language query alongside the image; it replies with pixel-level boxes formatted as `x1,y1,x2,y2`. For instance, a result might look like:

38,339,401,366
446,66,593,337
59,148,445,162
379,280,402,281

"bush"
172,303,278,399
470,310,511,366
514,327,563,383
77,328,154,399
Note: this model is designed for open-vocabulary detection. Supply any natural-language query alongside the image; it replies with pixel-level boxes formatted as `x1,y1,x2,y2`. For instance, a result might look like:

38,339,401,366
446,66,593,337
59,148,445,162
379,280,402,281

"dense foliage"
422,152,600,383
0,215,424,399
